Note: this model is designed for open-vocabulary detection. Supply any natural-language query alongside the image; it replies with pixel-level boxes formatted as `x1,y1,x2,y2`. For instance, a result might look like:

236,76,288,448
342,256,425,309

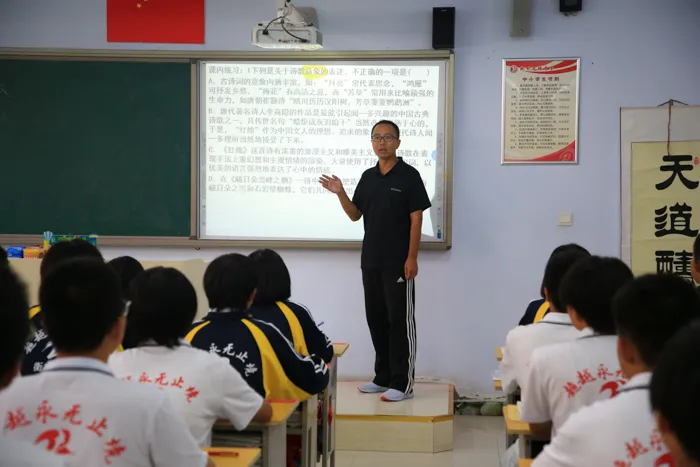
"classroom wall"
3,0,700,393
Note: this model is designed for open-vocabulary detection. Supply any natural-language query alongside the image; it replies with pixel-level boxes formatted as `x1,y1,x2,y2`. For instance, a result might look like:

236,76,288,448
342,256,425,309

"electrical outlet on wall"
558,212,573,226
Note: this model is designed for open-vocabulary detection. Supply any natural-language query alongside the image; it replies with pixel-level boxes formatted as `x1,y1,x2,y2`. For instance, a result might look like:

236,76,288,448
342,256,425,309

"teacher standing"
319,120,431,402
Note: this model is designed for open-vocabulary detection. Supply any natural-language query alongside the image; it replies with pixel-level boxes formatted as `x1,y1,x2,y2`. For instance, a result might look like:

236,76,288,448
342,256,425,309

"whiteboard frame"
197,55,453,248
0,48,453,249
620,105,700,264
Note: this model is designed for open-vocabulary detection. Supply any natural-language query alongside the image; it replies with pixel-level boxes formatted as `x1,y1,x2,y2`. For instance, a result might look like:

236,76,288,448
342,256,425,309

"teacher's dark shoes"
380,389,414,402
357,382,389,393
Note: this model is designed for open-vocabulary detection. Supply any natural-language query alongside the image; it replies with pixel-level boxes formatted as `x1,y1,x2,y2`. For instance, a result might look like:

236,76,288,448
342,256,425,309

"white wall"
3,0,700,392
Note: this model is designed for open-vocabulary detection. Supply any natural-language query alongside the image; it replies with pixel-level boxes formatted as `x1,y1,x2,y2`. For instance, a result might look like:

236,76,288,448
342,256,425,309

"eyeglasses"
371,135,398,142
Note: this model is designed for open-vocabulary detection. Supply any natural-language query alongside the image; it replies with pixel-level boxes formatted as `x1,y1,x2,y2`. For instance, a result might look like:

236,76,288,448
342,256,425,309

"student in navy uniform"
319,120,431,402
248,249,333,363
22,239,103,376
186,253,329,401
108,256,145,350
651,320,700,467
518,243,590,326
0,264,68,466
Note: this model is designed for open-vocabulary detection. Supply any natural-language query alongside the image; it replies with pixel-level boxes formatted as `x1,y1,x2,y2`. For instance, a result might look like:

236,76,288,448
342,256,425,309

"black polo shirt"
352,157,431,270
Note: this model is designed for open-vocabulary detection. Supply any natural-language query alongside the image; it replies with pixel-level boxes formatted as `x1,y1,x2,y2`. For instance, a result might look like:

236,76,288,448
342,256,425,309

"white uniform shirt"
500,313,584,394
520,334,624,435
109,342,263,447
532,373,674,467
0,437,70,467
0,358,207,467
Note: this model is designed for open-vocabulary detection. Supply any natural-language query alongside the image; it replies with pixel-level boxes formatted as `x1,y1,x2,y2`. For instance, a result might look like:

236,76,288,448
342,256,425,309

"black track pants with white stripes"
361,268,416,394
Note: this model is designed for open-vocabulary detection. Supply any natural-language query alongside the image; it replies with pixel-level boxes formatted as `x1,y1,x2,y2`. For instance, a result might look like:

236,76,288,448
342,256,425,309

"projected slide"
199,59,449,242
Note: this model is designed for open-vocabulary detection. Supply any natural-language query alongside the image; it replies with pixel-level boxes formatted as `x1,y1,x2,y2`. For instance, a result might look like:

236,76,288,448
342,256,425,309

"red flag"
107,0,205,44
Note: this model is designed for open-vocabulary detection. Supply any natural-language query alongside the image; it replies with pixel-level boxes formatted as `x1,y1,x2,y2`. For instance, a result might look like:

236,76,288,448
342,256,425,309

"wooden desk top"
204,447,261,467
503,404,532,436
215,401,299,429
497,347,504,361
494,378,503,392
333,342,349,357
518,460,533,467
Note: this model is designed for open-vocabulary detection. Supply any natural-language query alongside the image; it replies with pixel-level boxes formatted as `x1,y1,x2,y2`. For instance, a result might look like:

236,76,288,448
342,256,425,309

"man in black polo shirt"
319,120,431,401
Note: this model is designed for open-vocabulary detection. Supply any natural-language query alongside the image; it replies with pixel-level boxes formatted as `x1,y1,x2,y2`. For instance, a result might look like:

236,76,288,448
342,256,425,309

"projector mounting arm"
276,0,309,26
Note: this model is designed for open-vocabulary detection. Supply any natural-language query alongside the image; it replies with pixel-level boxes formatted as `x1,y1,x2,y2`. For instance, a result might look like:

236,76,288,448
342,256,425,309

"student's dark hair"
0,246,7,264
539,244,590,298
249,249,291,305
108,256,144,299
694,233,700,261
40,239,103,279
125,267,197,348
0,264,30,381
613,274,700,368
559,256,633,334
204,253,257,310
542,250,589,312
371,120,400,139
39,258,123,353
650,320,700,463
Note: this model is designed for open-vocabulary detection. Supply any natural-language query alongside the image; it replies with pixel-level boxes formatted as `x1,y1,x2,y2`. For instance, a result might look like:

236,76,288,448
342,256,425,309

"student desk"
503,404,544,459
204,447,261,467
213,401,299,467
321,342,349,467
518,460,533,467
497,347,504,361
289,395,318,467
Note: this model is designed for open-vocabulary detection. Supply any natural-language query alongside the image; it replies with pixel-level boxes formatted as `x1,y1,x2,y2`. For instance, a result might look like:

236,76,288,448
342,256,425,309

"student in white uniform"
501,250,589,395
0,258,214,467
532,274,700,467
651,320,700,467
109,267,273,446
0,264,68,467
520,256,634,436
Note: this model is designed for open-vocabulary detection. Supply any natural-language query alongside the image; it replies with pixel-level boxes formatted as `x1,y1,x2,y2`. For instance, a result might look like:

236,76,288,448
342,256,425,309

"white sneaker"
358,382,389,394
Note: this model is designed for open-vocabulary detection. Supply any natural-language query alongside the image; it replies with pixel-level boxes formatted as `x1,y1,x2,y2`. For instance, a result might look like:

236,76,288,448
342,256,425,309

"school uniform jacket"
520,334,623,435
21,306,55,376
249,300,333,363
500,313,584,394
518,298,550,326
532,373,672,467
185,309,329,401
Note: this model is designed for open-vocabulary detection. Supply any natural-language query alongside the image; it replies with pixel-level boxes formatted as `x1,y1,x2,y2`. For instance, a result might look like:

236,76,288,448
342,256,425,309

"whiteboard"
620,105,700,264
197,54,453,247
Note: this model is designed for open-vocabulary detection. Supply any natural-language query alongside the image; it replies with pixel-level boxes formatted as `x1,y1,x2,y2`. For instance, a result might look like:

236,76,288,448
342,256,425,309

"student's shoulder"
287,300,314,319
530,339,576,364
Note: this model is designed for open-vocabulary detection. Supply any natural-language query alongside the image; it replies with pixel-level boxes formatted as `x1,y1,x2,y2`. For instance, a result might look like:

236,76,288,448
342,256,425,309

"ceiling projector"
252,0,323,50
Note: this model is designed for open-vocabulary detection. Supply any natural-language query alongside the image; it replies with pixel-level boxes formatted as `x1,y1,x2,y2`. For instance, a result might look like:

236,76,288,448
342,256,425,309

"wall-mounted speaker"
560,0,583,13
432,7,455,50
510,0,532,37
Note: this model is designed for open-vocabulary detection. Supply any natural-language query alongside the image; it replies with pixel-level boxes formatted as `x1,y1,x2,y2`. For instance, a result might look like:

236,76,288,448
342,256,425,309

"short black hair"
108,256,144,299
539,243,590,298
204,253,256,310
542,250,590,312
41,239,103,279
694,234,700,261
371,120,400,139
125,267,197,348
249,249,291,305
0,246,7,264
651,320,700,463
559,256,634,334
40,258,123,353
613,274,700,368
0,264,30,381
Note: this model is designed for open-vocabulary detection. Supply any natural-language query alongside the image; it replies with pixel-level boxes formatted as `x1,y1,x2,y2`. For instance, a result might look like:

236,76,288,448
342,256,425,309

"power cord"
280,20,309,43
